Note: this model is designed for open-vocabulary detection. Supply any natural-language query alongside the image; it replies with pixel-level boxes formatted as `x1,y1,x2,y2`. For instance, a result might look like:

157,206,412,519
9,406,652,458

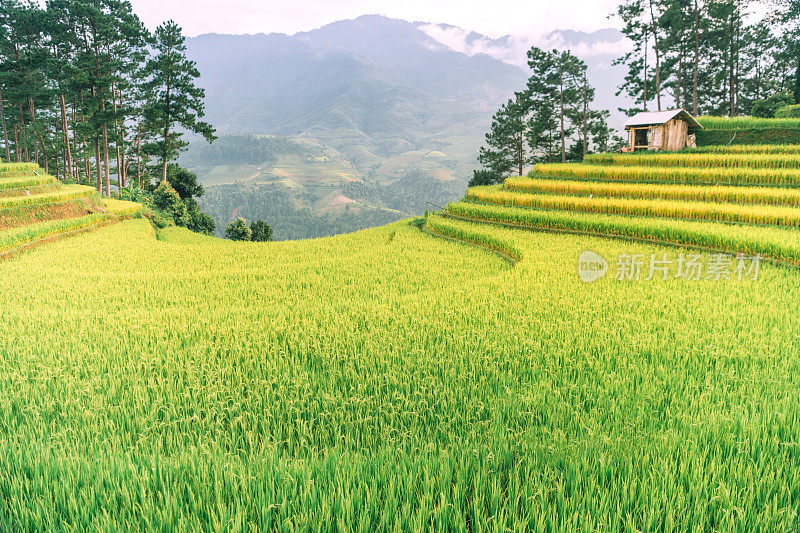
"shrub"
119,185,152,203
694,128,800,147
166,165,204,200
153,181,188,226
469,169,503,187
225,217,251,241
750,91,795,118
188,209,216,236
250,219,273,242
776,105,800,119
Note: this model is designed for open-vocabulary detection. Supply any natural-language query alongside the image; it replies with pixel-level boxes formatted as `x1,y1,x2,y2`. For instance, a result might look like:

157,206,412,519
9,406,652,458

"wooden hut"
623,109,703,152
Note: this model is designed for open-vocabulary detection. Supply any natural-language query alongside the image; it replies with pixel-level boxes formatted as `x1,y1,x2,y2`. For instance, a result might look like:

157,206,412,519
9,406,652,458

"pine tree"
477,92,528,180
527,47,583,163
142,20,215,184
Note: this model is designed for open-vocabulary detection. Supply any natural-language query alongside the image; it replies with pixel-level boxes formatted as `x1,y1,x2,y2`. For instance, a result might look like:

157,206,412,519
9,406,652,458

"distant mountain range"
183,15,629,239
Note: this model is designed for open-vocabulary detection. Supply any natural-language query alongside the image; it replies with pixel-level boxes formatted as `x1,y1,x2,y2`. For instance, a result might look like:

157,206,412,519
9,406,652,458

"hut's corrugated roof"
624,109,703,129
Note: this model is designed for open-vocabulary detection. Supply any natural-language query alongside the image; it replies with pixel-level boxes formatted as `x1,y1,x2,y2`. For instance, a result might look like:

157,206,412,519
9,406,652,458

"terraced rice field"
584,152,800,169
534,162,800,186
3,146,800,529
438,144,800,266
2,218,800,530
0,162,141,254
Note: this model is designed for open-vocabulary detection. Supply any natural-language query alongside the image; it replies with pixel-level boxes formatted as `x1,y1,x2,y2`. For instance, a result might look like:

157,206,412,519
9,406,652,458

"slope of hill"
184,17,627,237
2,183,799,528
436,143,800,264
0,162,140,257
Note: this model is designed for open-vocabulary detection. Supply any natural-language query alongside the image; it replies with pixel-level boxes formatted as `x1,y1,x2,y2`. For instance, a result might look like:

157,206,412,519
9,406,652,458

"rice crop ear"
689,144,800,154
533,163,800,187
584,152,800,170
467,187,800,227
503,177,800,207
445,199,800,265
0,213,108,254
696,116,800,130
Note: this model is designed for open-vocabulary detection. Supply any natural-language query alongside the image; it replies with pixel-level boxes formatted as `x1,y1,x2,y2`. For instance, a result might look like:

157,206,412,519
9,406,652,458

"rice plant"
688,144,800,154
0,184,96,211
1,218,800,530
505,177,800,207
445,200,800,265
102,198,144,216
584,152,800,169
0,173,57,190
697,115,800,130
466,186,800,227
0,212,108,254
533,162,800,186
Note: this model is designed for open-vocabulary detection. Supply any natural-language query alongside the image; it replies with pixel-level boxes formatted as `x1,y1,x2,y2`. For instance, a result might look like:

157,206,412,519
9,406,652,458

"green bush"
776,105,800,119
696,115,800,130
250,219,273,242
694,128,800,146
225,217,252,241
188,208,216,236
469,169,503,187
153,181,188,226
751,91,795,118
166,165,204,200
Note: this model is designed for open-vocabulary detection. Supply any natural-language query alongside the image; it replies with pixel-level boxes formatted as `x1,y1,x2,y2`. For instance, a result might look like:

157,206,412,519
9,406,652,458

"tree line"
474,0,800,184
472,46,619,185
0,0,215,195
615,0,800,117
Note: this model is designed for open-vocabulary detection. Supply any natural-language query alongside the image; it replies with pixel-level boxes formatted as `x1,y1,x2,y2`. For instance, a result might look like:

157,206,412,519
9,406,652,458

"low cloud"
418,23,630,69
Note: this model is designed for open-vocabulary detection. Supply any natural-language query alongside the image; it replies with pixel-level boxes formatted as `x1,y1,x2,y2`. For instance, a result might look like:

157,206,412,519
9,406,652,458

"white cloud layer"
127,0,623,38
418,23,630,69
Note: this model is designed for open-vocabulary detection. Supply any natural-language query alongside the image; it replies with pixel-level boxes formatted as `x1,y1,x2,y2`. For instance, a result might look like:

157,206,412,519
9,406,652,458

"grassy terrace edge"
0,174,57,190
466,186,800,228
102,199,143,217
504,177,800,207
440,201,800,267
0,213,109,256
584,152,800,169
0,184,96,211
688,144,800,154
532,163,800,187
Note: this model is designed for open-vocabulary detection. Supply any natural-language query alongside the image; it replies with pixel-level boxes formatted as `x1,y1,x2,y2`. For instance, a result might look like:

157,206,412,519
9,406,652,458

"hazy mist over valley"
181,15,628,238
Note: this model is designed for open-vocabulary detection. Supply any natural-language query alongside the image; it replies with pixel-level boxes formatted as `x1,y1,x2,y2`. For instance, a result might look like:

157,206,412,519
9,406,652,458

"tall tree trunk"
112,86,125,189
692,0,700,115
136,126,143,188
99,94,111,196
582,72,589,159
70,104,82,184
648,0,662,111
39,140,48,174
95,136,102,194
28,98,38,165
677,40,685,110
19,103,29,162
162,75,172,183
60,94,74,182
643,26,649,111
0,88,10,163
729,7,736,117
13,123,19,163
162,123,170,182
559,65,566,164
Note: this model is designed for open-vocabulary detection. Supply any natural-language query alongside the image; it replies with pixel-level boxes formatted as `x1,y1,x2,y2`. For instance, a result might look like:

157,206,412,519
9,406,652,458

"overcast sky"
127,0,622,38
